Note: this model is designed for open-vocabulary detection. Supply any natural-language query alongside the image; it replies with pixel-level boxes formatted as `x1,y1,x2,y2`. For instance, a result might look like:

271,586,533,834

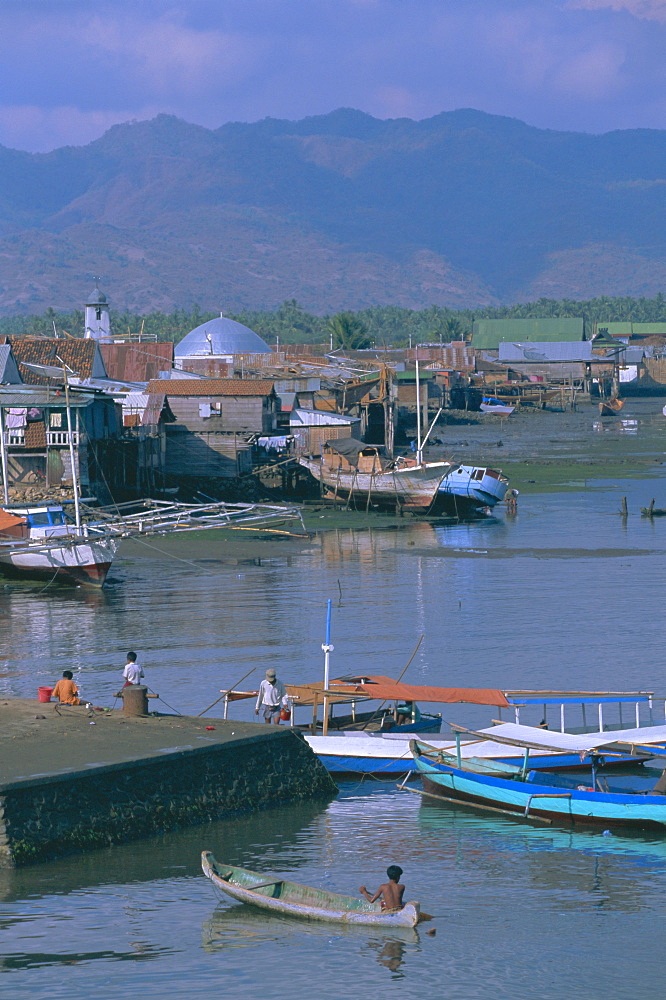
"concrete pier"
0,699,337,867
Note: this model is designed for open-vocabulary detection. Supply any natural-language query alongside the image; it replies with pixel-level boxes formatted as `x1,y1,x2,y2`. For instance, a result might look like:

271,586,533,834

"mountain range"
0,108,663,316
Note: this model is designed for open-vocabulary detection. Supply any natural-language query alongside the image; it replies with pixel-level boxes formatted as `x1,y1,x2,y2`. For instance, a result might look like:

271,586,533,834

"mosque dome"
175,313,271,357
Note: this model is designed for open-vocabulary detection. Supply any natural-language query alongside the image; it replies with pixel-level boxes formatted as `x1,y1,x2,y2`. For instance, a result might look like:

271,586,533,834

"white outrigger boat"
0,498,304,587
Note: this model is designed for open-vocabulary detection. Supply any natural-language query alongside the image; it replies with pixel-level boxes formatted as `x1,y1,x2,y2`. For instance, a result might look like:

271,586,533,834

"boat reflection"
202,901,420,972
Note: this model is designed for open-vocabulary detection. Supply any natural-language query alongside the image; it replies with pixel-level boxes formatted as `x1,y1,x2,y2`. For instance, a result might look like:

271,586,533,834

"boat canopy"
287,675,510,708
504,689,654,706
449,721,666,755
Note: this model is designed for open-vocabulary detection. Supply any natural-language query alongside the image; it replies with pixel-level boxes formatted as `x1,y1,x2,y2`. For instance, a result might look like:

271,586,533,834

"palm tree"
327,312,372,350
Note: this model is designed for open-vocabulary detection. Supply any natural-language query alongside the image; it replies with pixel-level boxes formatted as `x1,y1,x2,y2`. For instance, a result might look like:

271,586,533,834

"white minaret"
84,279,112,342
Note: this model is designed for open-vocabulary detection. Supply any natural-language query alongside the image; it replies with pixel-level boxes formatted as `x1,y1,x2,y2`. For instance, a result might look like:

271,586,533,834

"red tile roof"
8,338,102,383
146,379,275,396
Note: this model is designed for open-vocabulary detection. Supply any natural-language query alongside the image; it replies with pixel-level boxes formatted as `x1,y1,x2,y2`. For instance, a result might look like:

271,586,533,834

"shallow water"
2,469,666,997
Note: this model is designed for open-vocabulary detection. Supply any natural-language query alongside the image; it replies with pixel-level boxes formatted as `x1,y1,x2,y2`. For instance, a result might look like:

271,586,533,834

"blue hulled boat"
409,737,666,831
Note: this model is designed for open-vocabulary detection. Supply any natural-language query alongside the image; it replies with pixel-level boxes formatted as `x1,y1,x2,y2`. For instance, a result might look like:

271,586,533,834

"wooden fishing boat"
201,852,421,926
598,397,624,416
409,737,666,831
299,438,456,513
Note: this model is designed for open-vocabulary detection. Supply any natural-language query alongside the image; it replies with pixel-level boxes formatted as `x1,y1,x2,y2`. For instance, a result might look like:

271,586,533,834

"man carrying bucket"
255,668,288,724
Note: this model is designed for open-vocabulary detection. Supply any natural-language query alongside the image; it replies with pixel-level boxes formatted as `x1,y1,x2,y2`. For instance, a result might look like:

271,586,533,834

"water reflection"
202,902,419,981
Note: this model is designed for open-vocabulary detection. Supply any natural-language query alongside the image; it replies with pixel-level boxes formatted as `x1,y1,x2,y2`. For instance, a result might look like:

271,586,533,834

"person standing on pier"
255,668,287,724
122,652,144,687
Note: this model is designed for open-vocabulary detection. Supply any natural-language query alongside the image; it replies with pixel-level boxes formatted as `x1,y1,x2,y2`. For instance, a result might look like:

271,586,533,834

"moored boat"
480,397,515,415
299,438,455,513
409,736,666,831
0,498,305,587
437,464,509,516
201,852,421,927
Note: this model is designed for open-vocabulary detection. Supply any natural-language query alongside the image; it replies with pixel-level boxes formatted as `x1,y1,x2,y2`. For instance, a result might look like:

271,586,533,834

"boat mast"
60,361,81,529
0,406,9,505
321,598,334,737
415,357,422,466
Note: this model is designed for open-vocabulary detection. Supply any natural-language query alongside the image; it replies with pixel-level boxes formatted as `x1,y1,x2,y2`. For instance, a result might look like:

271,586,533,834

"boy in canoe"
359,866,405,910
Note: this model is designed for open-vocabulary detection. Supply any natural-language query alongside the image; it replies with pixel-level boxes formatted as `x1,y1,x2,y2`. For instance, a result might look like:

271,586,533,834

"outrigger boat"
303,689,662,776
408,732,666,831
201,852,421,927
0,498,304,587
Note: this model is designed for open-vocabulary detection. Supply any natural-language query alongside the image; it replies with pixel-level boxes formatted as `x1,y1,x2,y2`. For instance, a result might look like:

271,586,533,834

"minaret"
84,279,112,342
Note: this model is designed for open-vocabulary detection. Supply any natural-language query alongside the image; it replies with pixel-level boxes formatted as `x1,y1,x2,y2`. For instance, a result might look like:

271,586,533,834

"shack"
145,378,278,479
290,408,361,457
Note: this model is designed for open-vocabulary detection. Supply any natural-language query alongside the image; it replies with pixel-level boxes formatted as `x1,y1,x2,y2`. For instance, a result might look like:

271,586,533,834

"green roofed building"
594,322,666,340
472,318,585,350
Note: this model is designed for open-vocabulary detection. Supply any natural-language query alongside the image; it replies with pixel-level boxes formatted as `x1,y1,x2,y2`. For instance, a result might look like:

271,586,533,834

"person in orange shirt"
51,670,82,705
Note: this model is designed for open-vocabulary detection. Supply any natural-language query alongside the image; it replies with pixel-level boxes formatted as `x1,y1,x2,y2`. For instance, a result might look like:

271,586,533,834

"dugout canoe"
201,852,421,927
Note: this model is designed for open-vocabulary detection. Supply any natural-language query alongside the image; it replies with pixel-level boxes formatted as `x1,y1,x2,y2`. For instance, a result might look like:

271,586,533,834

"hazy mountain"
0,109,663,315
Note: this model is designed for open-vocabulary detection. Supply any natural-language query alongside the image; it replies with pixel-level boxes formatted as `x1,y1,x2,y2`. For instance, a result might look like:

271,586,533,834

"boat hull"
306,735,641,777
413,748,666,830
0,538,119,586
437,464,509,516
201,852,420,926
299,456,451,512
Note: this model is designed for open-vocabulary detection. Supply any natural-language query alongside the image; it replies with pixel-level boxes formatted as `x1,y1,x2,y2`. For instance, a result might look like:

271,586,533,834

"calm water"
2,467,666,998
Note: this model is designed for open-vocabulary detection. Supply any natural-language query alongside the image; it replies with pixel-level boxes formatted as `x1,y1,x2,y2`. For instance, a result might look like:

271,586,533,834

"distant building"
174,314,271,373
472,318,586,351
84,281,113,342
145,378,278,479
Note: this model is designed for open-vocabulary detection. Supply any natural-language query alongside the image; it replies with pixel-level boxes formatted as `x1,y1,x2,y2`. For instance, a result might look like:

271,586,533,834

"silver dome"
175,314,271,357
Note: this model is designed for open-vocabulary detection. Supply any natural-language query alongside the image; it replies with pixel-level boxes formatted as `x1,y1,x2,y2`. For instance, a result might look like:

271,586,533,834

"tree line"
1,294,664,349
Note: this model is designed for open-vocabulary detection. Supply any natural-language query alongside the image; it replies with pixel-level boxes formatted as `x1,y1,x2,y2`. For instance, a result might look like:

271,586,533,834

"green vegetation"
1,293,664,347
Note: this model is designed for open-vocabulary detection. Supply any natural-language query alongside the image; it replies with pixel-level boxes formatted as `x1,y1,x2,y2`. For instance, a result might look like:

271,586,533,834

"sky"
0,0,665,152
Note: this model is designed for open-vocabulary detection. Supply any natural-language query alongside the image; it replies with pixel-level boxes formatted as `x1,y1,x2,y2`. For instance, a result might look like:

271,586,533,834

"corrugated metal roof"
290,408,360,426
0,345,22,384
146,379,275,396
473,318,585,350
100,343,174,382
0,387,94,407
596,322,666,338
499,341,594,363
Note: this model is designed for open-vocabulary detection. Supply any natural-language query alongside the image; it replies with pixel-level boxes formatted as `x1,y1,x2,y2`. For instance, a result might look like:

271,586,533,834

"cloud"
566,0,666,23
0,105,161,152
0,1,664,150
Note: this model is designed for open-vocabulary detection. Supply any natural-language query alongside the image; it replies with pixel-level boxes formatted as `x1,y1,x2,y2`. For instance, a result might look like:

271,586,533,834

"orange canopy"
287,675,509,708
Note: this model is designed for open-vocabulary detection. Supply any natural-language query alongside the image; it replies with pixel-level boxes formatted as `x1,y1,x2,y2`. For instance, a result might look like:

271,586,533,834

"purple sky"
0,0,665,152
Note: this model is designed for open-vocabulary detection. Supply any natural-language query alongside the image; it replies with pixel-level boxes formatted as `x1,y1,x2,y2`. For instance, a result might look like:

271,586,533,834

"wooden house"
145,379,278,479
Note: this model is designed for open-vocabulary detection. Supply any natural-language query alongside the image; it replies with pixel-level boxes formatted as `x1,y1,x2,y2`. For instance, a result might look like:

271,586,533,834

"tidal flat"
1,396,666,999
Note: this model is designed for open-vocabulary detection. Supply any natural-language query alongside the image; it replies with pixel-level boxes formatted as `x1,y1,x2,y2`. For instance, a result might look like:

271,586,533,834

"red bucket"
280,707,291,721
38,686,53,703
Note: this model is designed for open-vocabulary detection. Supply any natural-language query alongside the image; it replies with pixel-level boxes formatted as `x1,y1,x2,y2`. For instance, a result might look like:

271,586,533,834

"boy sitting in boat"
359,866,405,910
51,670,82,706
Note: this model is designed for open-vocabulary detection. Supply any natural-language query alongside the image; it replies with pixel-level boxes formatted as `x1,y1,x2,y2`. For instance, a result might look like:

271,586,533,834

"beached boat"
0,498,304,587
599,397,624,416
201,852,421,927
437,464,509,516
409,735,666,831
299,438,455,513
480,397,515,416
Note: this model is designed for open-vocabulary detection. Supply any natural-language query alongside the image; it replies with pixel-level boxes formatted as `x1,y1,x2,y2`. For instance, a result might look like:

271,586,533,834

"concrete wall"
0,728,336,867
